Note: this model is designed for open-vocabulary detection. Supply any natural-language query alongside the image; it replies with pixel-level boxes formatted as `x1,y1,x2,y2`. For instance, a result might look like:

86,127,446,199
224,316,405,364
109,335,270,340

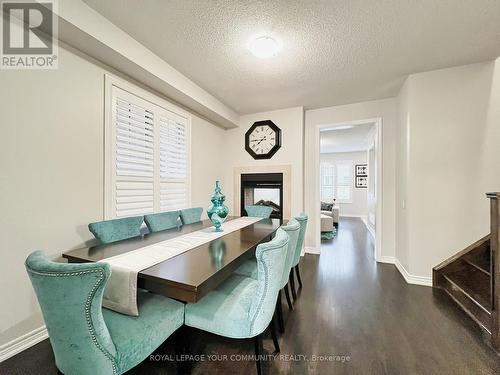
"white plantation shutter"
106,81,190,219
159,115,187,178
159,112,189,210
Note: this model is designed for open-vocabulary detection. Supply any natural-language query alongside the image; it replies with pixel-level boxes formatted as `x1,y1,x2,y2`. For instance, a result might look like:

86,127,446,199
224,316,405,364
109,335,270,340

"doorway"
314,118,383,260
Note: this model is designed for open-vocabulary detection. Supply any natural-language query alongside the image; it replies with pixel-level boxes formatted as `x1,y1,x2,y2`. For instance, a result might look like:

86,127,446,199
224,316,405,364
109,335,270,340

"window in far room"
320,160,353,203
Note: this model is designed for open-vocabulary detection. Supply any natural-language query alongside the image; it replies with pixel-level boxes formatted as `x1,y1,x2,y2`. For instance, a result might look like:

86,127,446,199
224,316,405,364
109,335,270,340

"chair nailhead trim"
27,267,118,375
249,257,269,334
248,234,290,334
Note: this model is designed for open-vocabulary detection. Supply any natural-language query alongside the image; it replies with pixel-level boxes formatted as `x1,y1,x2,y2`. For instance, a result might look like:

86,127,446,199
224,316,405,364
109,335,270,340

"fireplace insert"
241,173,283,222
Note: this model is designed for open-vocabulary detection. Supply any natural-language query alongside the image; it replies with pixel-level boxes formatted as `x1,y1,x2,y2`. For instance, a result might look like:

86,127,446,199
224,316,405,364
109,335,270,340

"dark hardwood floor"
2,217,500,374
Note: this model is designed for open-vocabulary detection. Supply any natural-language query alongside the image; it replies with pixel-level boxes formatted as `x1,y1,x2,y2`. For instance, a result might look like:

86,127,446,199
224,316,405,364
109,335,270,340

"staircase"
433,193,500,352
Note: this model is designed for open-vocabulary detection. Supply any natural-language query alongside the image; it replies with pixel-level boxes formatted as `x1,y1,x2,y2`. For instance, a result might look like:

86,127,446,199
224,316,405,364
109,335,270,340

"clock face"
245,120,281,159
248,125,277,155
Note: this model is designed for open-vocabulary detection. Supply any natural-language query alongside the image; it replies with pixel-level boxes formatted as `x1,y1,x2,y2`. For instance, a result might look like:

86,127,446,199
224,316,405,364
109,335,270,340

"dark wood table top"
62,216,281,303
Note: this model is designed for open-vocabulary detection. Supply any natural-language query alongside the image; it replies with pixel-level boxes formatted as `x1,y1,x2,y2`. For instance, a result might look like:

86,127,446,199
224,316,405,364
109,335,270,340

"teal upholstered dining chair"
244,205,273,218
234,219,300,333
25,251,185,375
144,210,180,233
185,228,290,375
289,214,308,300
179,207,203,225
88,216,144,244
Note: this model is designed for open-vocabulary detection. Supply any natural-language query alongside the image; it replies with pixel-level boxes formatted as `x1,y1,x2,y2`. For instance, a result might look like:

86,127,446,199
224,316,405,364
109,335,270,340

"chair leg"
289,270,297,301
295,264,303,288
174,326,190,374
254,334,263,375
284,284,293,310
276,290,285,333
270,317,280,353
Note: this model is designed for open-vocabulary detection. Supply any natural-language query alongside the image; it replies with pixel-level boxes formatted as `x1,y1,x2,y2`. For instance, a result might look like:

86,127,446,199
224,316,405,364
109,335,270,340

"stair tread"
444,263,491,312
464,250,490,275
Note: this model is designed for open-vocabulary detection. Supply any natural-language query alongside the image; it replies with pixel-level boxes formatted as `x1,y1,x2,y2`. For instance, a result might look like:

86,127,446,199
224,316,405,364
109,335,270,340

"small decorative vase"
207,181,229,232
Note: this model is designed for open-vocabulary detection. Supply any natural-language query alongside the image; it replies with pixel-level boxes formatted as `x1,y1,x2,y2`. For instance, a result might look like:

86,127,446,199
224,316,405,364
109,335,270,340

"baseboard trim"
305,246,320,255
340,214,367,219
394,259,432,287
0,326,48,362
377,256,396,264
361,217,375,239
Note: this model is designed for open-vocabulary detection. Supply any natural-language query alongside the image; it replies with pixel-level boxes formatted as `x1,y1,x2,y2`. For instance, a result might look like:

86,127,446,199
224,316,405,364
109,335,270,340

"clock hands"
250,137,267,146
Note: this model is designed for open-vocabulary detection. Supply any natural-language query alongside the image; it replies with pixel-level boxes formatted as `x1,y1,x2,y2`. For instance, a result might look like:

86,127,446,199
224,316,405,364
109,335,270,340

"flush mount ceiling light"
249,36,280,59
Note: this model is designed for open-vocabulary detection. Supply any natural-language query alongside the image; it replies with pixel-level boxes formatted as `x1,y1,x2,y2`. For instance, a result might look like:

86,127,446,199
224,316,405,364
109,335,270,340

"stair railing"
487,192,500,351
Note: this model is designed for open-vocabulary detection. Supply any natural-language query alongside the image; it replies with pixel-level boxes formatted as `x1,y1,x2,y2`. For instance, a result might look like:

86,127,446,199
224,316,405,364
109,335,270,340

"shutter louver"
160,181,187,211
159,114,188,210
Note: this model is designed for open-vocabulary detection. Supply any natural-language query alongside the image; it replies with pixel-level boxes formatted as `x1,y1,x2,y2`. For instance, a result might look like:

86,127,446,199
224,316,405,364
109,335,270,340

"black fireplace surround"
241,173,283,222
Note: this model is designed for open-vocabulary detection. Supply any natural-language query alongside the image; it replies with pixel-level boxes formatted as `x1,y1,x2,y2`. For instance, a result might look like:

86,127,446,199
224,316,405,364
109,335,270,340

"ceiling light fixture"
249,36,280,59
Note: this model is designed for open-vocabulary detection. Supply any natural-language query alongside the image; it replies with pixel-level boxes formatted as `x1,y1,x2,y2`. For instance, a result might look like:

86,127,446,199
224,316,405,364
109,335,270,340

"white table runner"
100,216,263,316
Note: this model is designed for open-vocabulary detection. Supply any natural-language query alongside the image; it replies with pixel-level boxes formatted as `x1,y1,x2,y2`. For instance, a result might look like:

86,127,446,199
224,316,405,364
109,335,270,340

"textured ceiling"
320,123,374,153
84,0,500,114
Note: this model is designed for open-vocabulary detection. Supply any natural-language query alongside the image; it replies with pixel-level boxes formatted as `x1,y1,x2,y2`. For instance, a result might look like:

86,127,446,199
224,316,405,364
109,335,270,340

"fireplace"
241,173,283,221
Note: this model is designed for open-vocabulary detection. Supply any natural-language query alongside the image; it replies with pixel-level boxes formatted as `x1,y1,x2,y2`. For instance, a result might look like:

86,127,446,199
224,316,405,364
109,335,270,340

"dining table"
62,216,281,303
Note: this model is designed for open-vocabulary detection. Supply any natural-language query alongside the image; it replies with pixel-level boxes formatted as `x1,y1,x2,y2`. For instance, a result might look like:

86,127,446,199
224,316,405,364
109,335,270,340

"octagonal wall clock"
245,120,282,160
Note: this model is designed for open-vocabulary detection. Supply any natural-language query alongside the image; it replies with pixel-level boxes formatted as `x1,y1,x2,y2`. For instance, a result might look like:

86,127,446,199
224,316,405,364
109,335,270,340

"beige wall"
0,44,227,347
222,107,305,218
190,119,226,217
396,60,500,278
305,99,398,257
320,151,368,217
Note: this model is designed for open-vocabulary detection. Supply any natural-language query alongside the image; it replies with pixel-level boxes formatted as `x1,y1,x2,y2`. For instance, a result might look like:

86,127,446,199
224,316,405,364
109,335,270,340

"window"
105,76,190,219
320,160,353,203
320,162,335,202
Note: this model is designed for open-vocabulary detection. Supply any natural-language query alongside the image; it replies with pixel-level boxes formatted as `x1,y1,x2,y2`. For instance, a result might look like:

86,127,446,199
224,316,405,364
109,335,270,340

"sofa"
320,202,339,228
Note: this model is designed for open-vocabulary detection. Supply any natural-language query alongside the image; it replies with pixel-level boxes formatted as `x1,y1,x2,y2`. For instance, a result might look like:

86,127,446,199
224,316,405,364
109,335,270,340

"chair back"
279,219,300,288
180,207,203,225
244,205,273,218
144,210,180,232
249,228,289,336
25,251,117,375
292,214,308,267
88,216,143,244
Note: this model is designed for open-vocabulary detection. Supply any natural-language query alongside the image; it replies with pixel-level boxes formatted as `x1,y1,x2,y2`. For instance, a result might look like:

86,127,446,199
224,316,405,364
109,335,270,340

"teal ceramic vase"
207,181,229,232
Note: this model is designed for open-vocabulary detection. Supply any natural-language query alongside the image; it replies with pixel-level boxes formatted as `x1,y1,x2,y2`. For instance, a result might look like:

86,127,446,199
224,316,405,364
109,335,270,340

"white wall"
367,140,376,232
396,78,411,272
396,60,500,278
222,107,304,218
0,43,227,348
191,120,227,216
320,151,368,217
305,99,397,257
